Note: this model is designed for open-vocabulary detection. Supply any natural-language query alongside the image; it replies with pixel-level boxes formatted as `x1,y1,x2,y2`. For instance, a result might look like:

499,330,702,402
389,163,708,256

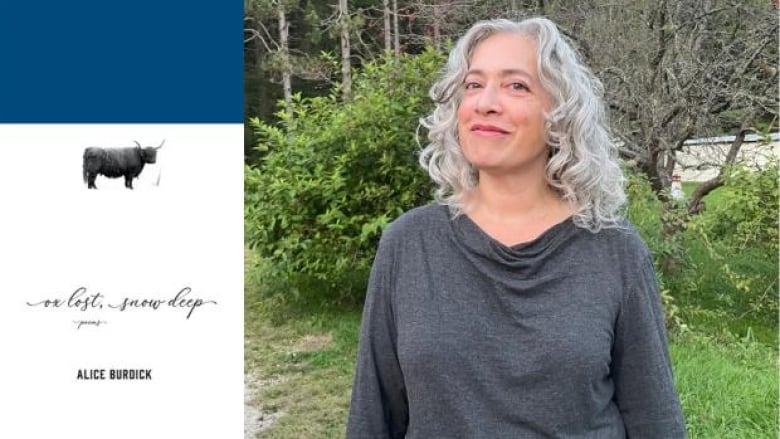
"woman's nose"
475,85,502,115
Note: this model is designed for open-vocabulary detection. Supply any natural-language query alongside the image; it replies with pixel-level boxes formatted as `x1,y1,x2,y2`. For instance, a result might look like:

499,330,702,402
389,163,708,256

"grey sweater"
347,205,686,438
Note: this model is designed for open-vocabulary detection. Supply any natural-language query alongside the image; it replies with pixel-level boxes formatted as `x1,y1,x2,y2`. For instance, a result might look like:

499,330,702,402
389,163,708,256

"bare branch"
660,104,684,128
649,0,670,88
687,113,756,214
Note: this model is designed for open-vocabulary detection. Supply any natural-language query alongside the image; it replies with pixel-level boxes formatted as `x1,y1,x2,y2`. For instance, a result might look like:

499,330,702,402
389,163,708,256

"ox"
83,140,164,189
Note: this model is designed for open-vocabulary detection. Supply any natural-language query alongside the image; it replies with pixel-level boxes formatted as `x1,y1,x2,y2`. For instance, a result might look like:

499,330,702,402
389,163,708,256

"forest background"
244,1,779,437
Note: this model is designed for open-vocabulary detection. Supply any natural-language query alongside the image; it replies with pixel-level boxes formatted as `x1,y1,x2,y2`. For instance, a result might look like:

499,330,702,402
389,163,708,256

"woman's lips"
471,124,509,136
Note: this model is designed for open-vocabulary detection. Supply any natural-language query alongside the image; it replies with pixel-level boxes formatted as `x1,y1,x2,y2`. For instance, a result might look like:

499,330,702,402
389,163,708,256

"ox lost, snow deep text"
26,286,217,319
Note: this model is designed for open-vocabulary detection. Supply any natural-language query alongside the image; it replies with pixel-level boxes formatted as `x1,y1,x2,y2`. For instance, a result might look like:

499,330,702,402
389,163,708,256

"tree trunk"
339,0,351,100
383,0,392,53
392,0,400,56
277,2,292,113
641,138,666,196
662,151,677,183
432,3,441,50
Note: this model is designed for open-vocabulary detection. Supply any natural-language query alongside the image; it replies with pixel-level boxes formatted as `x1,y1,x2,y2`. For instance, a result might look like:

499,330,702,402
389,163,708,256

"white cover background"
0,124,243,438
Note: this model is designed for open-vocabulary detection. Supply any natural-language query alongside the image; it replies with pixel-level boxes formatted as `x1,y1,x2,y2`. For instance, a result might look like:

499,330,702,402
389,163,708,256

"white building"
673,132,779,182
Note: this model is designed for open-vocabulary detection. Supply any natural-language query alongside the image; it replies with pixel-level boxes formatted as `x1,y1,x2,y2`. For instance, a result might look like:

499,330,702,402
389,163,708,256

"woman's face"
457,32,552,179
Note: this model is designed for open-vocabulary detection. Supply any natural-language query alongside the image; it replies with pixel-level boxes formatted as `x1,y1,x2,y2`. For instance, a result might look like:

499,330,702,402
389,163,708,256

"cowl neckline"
444,204,578,269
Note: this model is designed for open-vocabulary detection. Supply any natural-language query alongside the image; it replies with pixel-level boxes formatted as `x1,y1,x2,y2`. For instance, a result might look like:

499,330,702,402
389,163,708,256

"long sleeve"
611,249,687,438
347,232,409,439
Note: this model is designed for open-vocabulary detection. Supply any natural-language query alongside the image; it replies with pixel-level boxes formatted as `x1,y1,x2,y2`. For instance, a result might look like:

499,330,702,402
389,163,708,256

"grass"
671,333,778,438
245,243,778,438
681,181,729,206
245,251,362,439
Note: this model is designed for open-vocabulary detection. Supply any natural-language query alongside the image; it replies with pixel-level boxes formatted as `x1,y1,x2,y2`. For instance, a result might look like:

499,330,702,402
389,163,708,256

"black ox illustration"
83,140,164,189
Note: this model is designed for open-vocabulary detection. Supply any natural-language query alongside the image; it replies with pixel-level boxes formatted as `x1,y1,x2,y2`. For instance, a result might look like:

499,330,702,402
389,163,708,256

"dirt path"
244,374,286,439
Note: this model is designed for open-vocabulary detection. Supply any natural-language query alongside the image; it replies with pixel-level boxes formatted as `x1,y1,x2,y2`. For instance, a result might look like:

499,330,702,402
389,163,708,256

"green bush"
689,163,778,256
625,168,689,330
676,163,780,334
626,163,779,338
245,49,445,303
625,169,690,273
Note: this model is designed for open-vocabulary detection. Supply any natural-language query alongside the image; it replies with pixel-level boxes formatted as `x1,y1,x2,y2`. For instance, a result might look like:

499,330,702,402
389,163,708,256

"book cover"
0,2,244,437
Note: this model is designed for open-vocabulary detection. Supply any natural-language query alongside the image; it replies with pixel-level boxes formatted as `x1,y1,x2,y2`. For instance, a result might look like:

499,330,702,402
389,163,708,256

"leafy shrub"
679,163,780,327
689,162,778,256
245,49,445,303
626,162,780,335
625,168,689,330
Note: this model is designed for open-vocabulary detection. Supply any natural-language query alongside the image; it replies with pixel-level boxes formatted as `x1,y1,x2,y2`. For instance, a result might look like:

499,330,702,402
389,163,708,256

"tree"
568,0,778,203
244,1,293,97
277,2,292,110
339,0,352,100
384,0,392,52
393,0,401,55
245,0,336,109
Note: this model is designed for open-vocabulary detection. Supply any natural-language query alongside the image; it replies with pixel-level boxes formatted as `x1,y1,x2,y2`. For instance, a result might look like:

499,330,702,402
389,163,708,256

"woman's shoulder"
587,218,653,262
385,204,448,233
377,204,450,246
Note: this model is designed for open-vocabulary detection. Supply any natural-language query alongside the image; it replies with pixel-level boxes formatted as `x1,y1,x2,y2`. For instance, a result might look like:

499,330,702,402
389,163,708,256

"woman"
347,17,686,438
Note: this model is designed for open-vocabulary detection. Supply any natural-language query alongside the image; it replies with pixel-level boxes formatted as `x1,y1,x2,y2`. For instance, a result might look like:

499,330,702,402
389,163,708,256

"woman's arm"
611,248,687,438
347,233,409,439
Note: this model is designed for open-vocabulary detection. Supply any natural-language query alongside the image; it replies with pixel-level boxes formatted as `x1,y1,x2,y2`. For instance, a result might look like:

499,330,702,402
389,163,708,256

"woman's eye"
509,82,529,91
464,82,481,90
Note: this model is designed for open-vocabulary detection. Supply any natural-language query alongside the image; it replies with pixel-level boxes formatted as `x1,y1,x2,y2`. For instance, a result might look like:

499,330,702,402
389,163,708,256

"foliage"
689,163,779,256
245,49,444,303
677,163,780,327
672,239,778,345
625,167,689,331
626,162,779,335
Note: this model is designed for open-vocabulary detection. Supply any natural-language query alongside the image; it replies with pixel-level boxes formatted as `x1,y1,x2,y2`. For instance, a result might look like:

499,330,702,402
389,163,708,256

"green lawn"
671,333,778,438
681,181,730,206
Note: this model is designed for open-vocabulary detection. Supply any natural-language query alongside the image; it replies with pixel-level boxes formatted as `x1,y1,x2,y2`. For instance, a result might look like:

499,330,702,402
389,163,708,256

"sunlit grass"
671,333,778,438
681,181,730,206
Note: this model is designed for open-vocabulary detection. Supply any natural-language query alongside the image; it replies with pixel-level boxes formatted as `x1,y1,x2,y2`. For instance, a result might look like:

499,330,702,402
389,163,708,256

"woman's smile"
470,123,510,136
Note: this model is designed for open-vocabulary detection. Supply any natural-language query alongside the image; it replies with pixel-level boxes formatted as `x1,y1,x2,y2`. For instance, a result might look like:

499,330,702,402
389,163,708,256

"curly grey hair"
419,17,625,232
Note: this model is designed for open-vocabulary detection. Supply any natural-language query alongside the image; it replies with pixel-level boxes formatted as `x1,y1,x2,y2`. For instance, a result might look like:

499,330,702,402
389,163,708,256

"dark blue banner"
0,1,243,122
